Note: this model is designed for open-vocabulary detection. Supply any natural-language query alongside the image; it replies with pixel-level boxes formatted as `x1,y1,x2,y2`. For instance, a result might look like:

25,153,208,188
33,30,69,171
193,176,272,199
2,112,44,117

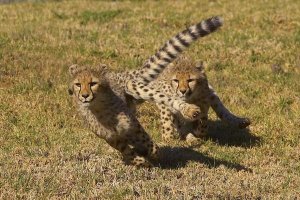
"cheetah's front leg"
156,103,180,141
193,102,210,138
126,80,200,121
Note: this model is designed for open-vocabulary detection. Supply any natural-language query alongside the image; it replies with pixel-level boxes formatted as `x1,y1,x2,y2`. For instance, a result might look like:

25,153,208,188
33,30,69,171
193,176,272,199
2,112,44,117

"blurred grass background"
0,0,299,199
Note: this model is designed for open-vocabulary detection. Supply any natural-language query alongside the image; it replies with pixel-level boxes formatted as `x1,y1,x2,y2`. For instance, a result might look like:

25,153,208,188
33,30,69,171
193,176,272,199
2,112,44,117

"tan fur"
68,16,224,163
69,65,158,167
150,57,251,141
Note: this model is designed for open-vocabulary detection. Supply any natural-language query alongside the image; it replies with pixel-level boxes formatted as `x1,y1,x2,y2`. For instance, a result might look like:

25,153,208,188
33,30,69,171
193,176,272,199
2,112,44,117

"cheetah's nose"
82,94,89,99
179,89,187,94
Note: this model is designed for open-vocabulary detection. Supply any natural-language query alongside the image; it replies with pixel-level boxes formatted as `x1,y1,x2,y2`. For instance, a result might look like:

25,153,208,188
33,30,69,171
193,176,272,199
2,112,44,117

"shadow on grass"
155,146,252,172
204,120,261,147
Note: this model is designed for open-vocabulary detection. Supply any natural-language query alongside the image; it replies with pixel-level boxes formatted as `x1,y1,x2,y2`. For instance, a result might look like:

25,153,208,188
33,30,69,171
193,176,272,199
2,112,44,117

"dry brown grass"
0,0,300,199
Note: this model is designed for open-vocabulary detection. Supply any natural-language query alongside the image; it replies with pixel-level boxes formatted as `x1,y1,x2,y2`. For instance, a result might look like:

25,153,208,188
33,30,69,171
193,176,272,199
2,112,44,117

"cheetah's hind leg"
208,89,251,129
107,138,153,168
126,127,159,162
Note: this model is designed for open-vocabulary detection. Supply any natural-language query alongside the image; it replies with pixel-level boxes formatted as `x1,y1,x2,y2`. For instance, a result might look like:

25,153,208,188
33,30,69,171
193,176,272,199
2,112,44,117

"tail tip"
212,16,224,26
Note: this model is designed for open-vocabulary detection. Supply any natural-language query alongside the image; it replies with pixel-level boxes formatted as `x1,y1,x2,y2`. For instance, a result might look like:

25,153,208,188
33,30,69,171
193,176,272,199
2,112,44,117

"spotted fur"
68,16,223,166
149,57,251,141
69,65,159,167
125,16,223,117
136,16,223,84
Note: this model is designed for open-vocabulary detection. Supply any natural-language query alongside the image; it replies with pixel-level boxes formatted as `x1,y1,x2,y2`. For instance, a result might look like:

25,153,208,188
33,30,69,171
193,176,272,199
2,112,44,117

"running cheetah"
68,16,223,166
149,57,251,141
69,64,159,167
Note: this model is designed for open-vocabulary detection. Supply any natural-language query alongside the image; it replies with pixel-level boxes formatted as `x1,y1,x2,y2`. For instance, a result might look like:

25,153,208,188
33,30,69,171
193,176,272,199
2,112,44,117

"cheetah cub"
68,65,159,167
68,16,223,166
150,57,251,141
68,64,200,167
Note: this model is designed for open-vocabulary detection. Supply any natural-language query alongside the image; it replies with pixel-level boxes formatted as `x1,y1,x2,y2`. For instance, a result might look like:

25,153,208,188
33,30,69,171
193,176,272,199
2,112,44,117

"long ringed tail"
139,16,223,83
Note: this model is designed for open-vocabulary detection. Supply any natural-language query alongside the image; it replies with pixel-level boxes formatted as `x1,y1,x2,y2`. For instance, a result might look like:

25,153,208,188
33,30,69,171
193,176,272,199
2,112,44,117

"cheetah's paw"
238,117,251,129
185,133,202,146
180,103,201,121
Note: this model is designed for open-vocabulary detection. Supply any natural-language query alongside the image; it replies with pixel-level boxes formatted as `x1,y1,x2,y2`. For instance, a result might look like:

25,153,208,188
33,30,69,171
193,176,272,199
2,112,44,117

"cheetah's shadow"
204,119,260,147
155,146,252,171
153,120,258,170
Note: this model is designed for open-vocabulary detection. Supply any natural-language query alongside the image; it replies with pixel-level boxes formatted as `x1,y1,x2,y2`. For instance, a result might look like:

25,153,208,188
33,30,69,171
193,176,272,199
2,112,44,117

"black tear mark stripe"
138,16,223,83
78,86,82,99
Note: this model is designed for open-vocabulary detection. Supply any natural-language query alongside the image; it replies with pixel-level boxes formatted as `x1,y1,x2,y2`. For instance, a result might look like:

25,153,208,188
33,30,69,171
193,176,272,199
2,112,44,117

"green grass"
0,0,300,199
79,10,123,25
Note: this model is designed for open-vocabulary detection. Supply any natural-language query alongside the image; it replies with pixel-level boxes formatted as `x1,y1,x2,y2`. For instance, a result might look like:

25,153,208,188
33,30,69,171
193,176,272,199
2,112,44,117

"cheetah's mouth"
79,99,94,106
80,101,91,107
180,91,192,100
78,95,95,104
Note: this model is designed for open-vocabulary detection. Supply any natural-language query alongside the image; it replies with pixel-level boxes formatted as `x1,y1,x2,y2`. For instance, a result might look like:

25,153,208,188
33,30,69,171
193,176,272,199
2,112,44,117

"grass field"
0,0,300,199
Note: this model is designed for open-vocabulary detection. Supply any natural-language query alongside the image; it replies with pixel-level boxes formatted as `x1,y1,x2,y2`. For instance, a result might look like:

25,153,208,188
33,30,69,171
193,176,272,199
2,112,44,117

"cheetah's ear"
96,64,107,71
68,83,74,95
69,64,79,75
195,61,205,71
68,88,74,95
95,64,108,76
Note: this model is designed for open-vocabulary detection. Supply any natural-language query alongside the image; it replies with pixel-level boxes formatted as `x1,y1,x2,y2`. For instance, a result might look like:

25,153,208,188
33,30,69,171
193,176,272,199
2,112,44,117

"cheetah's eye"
75,83,81,87
187,79,195,83
90,82,98,87
172,79,179,83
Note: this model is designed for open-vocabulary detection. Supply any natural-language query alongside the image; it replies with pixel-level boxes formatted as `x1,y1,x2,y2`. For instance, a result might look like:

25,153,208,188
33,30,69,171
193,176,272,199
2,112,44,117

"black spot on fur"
153,68,161,73
149,74,155,79
155,52,161,60
150,56,155,63
163,57,172,63
144,63,151,69
158,64,165,69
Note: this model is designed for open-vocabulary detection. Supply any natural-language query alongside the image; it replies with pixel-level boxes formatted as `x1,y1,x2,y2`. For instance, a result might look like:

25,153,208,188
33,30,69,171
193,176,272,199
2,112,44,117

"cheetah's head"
170,59,208,100
68,64,108,106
